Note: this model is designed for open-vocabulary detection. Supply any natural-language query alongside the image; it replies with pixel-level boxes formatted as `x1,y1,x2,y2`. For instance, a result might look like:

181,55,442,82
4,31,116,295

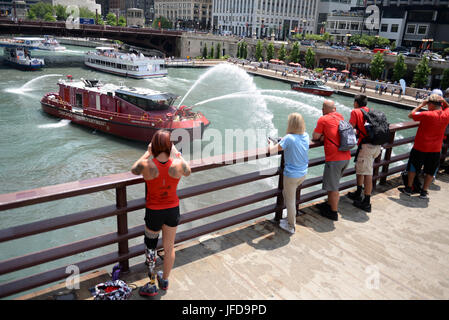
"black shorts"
145,206,180,232
409,148,440,176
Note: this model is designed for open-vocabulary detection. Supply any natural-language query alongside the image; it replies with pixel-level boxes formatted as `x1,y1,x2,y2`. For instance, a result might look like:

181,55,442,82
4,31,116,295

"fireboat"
40,76,210,142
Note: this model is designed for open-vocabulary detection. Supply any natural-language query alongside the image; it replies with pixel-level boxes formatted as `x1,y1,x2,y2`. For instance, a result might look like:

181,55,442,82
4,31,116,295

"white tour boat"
84,47,168,79
0,36,66,51
3,46,45,70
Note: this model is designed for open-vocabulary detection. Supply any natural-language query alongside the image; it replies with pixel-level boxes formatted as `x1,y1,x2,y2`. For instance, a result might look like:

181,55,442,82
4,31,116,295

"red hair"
151,130,172,157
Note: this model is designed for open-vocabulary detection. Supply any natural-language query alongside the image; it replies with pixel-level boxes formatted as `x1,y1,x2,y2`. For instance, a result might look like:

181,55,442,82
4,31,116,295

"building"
0,0,40,17
126,7,145,26
316,0,361,34
358,0,449,49
45,0,101,15
154,0,212,30
212,0,319,40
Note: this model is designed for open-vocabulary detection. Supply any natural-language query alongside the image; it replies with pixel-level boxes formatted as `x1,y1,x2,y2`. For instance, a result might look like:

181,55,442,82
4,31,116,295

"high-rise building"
212,0,319,40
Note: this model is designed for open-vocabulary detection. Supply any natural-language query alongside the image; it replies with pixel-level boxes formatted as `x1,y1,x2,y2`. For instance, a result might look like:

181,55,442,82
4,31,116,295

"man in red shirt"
347,95,382,212
313,100,351,221
400,94,449,199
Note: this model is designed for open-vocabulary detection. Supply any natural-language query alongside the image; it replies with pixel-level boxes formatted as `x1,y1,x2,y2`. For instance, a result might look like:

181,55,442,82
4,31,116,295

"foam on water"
5,74,63,95
38,119,71,129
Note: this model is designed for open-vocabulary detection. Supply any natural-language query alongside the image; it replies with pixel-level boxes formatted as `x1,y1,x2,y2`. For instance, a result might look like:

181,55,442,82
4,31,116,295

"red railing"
0,120,447,299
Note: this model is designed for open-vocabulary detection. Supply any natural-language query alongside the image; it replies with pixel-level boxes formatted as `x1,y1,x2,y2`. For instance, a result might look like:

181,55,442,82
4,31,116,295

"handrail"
1,120,448,299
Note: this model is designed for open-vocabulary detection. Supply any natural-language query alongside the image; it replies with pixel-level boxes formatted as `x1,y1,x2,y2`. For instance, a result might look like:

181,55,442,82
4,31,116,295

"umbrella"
326,67,337,71
341,70,350,73
269,59,278,63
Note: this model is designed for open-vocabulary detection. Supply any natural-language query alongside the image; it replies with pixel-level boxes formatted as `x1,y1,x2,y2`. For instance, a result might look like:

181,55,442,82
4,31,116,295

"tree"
305,47,316,69
28,2,54,20
106,12,117,26
79,7,96,19
392,54,407,82
413,56,431,88
44,12,56,22
266,42,274,61
118,15,126,27
27,10,37,20
202,43,208,59
209,46,214,59
152,16,172,29
215,43,221,59
441,68,449,91
236,42,241,58
370,52,385,80
54,4,67,21
242,42,248,59
289,41,300,63
278,44,286,62
443,47,449,58
255,40,264,62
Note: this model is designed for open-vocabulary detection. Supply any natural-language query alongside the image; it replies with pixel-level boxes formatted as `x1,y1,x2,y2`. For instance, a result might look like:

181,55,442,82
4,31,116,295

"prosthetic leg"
139,229,159,297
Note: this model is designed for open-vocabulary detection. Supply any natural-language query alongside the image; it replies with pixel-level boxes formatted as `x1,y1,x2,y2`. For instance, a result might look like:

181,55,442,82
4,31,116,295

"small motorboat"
3,46,44,71
291,79,334,97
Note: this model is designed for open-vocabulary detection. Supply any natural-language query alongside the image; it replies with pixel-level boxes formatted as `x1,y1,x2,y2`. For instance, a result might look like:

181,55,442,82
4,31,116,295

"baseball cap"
431,89,443,97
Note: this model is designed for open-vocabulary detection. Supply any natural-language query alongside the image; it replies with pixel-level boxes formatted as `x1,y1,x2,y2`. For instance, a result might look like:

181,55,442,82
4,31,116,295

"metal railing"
0,120,448,299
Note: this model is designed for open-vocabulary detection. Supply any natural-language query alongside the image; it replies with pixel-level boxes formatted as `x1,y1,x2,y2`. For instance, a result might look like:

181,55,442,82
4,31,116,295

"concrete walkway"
19,171,449,300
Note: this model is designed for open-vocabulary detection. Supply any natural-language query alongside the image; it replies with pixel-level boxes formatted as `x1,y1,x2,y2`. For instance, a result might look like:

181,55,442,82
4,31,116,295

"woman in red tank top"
131,130,191,297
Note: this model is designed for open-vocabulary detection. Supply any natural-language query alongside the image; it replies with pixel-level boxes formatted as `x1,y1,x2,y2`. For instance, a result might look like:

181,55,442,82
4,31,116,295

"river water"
0,45,416,297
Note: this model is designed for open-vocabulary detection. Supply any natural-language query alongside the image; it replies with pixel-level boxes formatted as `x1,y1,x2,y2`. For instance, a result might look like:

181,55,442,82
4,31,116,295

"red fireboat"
40,76,210,142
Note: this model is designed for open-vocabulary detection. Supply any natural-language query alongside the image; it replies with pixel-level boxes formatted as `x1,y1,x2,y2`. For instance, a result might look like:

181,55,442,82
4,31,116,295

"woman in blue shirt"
268,112,309,234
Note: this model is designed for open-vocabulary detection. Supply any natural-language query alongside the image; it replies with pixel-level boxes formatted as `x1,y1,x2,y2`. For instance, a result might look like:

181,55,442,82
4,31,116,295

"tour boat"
40,76,209,142
291,79,334,97
0,36,66,51
3,46,44,70
84,47,168,79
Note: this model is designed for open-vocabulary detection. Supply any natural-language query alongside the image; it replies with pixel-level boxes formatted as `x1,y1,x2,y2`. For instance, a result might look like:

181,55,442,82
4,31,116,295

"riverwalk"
18,171,449,300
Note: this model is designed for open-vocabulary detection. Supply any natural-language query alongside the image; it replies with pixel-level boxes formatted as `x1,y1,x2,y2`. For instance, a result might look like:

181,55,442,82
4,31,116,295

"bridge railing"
1,121,448,299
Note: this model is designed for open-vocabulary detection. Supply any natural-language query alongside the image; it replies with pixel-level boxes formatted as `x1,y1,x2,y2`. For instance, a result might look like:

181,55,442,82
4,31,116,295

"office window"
381,24,388,32
417,25,427,35
390,24,399,33
406,24,416,34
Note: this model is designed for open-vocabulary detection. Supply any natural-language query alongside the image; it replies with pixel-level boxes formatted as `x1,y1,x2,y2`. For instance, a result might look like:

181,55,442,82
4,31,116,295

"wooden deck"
18,173,449,300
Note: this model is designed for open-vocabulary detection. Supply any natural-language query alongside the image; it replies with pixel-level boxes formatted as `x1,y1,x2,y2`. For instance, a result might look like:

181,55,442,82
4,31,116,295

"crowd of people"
129,89,449,297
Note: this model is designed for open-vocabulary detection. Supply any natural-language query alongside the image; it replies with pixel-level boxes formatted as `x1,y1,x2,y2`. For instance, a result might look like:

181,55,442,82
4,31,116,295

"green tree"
392,54,407,82
202,43,208,59
413,56,431,88
28,2,53,20
79,7,96,19
152,16,172,29
370,52,385,80
242,42,248,59
97,16,105,25
44,12,56,22
278,44,286,62
209,46,214,59
27,10,37,20
54,4,67,21
106,12,117,26
304,47,316,69
236,42,241,58
443,47,449,57
266,42,275,61
215,43,221,59
118,15,126,27
289,41,300,63
255,40,264,62
441,68,449,91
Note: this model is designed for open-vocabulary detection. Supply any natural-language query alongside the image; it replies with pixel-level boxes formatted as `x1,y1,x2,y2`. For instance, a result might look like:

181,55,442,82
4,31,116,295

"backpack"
360,108,391,145
337,119,357,151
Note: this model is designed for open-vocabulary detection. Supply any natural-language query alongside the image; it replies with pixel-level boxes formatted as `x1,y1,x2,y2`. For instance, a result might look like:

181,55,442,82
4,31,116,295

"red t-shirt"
349,106,369,145
314,112,352,162
412,108,449,153
145,158,180,210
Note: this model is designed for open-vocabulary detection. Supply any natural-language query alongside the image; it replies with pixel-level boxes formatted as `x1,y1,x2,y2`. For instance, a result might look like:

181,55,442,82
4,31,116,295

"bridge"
0,120,448,300
0,18,182,56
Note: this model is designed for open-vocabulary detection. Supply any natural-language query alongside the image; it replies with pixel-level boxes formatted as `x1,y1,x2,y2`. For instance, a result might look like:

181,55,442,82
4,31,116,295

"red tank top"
145,158,180,210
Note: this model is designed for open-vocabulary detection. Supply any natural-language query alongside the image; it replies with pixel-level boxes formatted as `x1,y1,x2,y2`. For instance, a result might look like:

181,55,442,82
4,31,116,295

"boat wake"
38,119,71,129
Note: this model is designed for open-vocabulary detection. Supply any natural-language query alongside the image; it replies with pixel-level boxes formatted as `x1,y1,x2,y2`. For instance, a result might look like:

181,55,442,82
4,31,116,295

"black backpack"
360,108,391,145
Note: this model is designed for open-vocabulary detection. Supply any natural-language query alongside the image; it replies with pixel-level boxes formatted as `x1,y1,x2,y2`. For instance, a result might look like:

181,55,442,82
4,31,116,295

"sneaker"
279,219,295,234
399,186,413,196
139,282,158,297
347,190,363,201
353,199,372,213
419,190,429,200
157,270,169,290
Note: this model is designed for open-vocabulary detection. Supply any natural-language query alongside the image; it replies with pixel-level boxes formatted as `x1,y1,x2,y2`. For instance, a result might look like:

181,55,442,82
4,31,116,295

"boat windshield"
304,80,324,87
116,92,176,111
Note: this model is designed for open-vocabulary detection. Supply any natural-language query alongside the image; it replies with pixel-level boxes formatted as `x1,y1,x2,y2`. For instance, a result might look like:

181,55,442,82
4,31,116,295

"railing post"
274,153,285,221
380,131,396,185
116,185,129,272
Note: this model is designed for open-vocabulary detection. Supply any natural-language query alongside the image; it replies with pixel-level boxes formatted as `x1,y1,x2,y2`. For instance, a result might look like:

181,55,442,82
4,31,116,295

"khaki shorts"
355,144,382,175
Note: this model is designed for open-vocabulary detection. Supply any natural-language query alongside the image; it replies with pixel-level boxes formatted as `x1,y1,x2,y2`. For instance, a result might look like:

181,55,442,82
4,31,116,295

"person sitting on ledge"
399,94,449,199
268,113,309,234
312,100,351,221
